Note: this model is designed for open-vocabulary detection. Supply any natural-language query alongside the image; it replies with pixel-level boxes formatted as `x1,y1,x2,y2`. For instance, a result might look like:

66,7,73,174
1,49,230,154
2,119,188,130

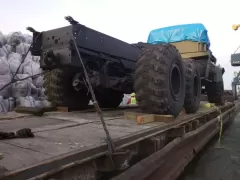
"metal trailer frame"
31,25,140,69
0,102,236,180
113,103,239,180
30,24,141,94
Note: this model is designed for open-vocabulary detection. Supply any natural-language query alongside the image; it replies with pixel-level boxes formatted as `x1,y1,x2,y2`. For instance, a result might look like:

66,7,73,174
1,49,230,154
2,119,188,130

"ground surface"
179,112,240,180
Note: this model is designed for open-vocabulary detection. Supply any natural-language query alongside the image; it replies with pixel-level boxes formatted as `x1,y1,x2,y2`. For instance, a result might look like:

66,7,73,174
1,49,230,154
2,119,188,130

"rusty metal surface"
180,110,240,180
112,106,236,180
201,94,235,102
224,96,235,102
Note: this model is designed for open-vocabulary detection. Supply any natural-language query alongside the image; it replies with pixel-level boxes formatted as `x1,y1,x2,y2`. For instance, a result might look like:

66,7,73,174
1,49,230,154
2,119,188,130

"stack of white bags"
0,31,51,112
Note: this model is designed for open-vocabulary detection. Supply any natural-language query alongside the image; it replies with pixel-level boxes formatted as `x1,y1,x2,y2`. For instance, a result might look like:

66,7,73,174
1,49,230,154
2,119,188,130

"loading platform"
0,101,238,180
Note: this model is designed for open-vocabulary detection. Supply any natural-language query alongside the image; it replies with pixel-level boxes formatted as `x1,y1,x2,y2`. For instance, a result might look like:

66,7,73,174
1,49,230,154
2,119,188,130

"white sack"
35,99,51,108
0,48,5,57
23,60,42,76
24,34,32,44
120,94,131,106
14,74,32,83
3,97,15,112
32,56,40,63
23,54,35,64
6,32,26,46
33,76,43,88
0,32,6,46
0,96,7,112
39,88,45,98
30,84,41,98
2,44,13,56
12,74,32,98
8,52,22,62
0,45,12,58
16,43,31,55
0,74,12,98
16,96,35,107
8,52,23,74
0,57,10,75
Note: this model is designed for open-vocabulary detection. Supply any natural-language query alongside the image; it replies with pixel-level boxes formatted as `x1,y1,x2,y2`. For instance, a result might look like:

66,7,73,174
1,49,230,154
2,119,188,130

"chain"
71,37,116,154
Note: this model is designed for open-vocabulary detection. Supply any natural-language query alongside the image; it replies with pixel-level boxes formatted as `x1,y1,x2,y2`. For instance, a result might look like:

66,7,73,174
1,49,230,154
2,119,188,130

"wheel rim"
170,63,181,100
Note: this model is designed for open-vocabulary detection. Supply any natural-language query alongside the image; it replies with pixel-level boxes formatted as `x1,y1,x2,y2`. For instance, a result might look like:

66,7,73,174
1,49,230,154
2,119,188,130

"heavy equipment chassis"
132,42,225,115
29,18,225,116
193,53,225,105
31,23,140,109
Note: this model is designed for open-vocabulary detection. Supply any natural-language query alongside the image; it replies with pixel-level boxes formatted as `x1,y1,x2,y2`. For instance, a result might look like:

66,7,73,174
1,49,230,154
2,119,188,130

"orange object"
127,98,131,104
137,116,143,124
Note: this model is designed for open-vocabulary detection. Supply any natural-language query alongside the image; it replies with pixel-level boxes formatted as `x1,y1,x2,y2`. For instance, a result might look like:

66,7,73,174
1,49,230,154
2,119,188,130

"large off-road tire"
183,59,201,113
133,44,185,117
43,68,90,110
95,89,124,108
206,80,224,105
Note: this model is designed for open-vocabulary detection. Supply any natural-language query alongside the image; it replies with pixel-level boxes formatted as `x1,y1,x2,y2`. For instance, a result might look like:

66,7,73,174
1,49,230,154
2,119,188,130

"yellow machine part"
232,24,240,31
170,41,208,59
201,103,215,108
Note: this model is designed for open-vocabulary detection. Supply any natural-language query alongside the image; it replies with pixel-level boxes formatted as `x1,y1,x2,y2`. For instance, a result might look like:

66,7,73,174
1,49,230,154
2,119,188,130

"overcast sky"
1,0,240,89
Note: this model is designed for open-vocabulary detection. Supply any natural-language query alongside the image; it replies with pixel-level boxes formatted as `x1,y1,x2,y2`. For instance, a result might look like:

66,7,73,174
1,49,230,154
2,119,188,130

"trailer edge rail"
112,105,238,180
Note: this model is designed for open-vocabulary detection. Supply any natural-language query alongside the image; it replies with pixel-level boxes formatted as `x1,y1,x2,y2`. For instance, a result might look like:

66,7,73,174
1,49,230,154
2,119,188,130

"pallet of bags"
0,31,52,112
0,57,12,99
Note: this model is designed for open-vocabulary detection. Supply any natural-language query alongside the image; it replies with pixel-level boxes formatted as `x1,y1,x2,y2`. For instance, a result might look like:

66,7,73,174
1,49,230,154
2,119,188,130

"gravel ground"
179,112,240,180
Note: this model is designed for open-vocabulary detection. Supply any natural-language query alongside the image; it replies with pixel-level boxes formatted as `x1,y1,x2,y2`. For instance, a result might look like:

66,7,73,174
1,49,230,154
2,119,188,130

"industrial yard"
0,1,240,179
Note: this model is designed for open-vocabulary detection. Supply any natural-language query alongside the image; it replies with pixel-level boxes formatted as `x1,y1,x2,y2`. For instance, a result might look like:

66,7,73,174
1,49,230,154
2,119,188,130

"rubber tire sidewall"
133,44,185,117
183,59,201,113
168,58,185,116
43,68,90,110
206,80,224,105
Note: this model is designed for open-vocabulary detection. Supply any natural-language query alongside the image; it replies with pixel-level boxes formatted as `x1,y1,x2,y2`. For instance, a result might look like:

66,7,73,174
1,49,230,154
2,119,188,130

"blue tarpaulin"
147,23,211,48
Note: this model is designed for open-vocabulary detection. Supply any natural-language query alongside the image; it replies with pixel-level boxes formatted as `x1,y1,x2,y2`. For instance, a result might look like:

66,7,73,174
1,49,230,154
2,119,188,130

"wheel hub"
193,75,200,100
170,63,181,100
72,73,87,92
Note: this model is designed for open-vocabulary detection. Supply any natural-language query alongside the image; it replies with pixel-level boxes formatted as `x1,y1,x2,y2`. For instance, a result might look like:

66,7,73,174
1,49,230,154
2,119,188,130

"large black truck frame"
29,17,225,117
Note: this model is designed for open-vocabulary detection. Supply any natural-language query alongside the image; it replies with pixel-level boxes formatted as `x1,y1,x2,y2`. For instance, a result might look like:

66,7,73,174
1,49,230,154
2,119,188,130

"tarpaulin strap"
70,34,116,169
211,104,223,147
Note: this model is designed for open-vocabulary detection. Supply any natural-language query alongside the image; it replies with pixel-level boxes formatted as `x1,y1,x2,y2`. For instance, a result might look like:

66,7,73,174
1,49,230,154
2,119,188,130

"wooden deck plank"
103,118,165,129
35,124,130,144
88,123,149,133
32,122,79,133
0,117,73,132
0,112,32,121
0,142,51,171
1,135,92,157
44,110,125,121
0,105,218,173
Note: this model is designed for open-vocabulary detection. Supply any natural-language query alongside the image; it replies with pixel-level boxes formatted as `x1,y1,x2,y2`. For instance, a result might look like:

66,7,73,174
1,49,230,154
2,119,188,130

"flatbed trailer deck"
0,102,238,180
